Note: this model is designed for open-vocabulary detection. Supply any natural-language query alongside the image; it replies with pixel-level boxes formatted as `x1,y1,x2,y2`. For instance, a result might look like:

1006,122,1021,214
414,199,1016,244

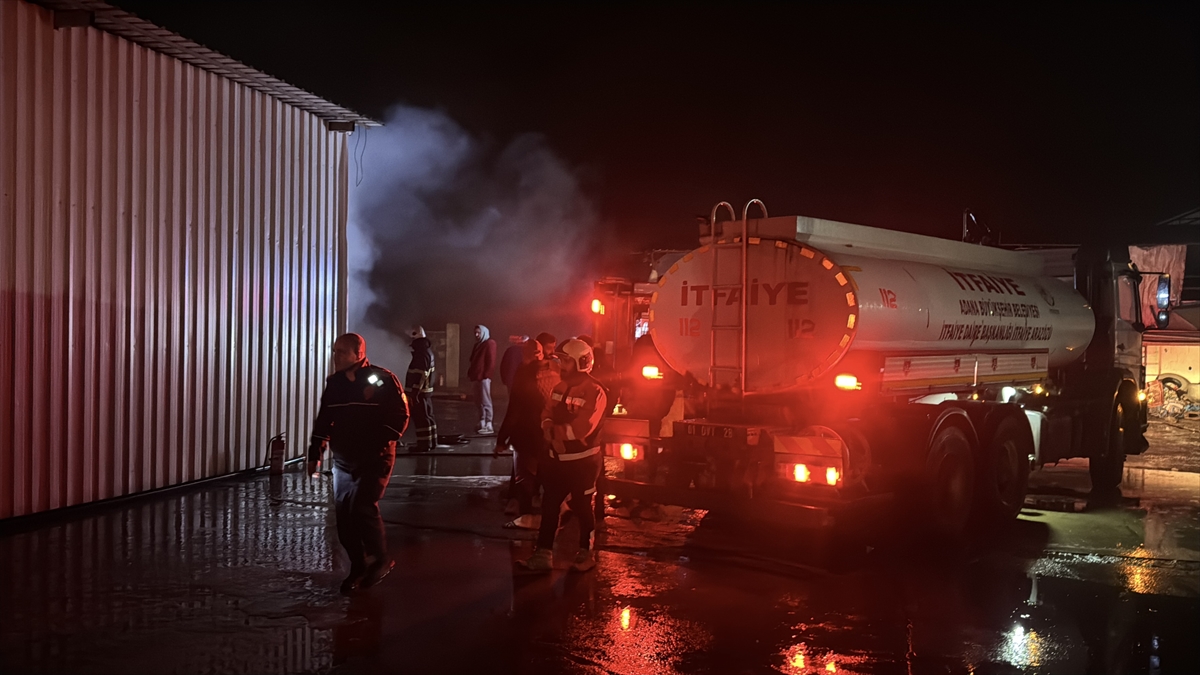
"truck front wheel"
924,425,976,537
1089,401,1128,495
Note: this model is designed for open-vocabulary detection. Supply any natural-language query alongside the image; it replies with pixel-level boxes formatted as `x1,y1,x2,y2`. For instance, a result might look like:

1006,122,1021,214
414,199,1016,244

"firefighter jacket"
405,337,436,394
308,359,409,466
541,373,607,461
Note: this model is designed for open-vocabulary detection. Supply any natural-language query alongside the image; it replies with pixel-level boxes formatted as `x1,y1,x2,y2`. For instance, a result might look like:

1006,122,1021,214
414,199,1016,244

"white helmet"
558,338,594,373
410,325,426,339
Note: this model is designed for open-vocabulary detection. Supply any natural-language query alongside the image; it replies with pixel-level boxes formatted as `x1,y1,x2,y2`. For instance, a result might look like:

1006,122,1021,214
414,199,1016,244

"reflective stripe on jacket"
541,374,607,459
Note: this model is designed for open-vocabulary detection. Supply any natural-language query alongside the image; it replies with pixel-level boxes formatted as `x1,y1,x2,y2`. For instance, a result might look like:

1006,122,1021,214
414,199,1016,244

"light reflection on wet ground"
0,424,1197,675
1136,419,1200,473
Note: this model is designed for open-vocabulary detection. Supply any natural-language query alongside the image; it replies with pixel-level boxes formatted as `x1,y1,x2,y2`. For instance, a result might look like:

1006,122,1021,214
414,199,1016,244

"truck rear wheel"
924,425,975,537
977,417,1032,523
1089,401,1128,494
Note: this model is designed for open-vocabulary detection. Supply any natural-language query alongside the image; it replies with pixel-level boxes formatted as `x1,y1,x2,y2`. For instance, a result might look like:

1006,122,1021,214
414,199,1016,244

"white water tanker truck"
591,202,1173,534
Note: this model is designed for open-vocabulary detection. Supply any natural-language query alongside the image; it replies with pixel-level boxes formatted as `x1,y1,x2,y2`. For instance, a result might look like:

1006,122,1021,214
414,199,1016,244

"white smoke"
346,105,599,375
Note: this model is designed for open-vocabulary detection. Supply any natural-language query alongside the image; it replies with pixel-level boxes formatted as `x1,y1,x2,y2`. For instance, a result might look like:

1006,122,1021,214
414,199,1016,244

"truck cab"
1041,245,1155,490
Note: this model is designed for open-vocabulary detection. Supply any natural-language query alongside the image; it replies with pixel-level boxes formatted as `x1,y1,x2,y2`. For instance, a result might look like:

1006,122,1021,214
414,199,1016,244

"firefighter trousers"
536,453,601,551
410,390,437,449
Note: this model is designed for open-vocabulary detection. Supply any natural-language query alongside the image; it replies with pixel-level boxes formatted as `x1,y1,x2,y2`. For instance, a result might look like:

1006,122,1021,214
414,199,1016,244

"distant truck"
590,202,1173,535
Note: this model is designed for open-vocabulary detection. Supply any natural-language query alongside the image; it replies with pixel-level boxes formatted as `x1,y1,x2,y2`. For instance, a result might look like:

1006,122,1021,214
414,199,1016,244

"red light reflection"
558,604,711,675
779,642,864,674
562,553,712,674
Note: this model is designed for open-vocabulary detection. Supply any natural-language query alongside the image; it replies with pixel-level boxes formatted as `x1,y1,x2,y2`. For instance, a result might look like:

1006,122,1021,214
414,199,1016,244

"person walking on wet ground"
520,339,607,573
469,324,497,435
405,326,437,452
307,333,409,594
495,338,548,529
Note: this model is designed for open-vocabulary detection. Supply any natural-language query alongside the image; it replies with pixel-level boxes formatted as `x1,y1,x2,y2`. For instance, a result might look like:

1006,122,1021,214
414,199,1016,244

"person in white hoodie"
468,324,497,434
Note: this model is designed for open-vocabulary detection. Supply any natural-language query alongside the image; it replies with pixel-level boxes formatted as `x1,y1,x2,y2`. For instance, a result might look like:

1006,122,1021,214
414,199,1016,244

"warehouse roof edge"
30,0,380,127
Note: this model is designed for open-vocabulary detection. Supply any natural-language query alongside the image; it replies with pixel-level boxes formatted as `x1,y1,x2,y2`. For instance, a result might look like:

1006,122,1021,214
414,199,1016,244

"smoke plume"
346,105,599,373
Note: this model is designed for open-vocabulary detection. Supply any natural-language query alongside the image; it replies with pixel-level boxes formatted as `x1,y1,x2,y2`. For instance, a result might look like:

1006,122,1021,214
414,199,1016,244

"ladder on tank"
707,199,767,394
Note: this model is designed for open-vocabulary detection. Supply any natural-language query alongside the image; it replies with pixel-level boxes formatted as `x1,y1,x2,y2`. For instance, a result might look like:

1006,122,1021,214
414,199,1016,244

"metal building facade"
0,0,358,518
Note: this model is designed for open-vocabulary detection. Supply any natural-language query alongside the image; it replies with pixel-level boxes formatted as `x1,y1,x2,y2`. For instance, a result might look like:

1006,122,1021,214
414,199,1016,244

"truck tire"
1157,374,1190,394
976,417,1032,523
1089,401,1128,494
924,425,975,537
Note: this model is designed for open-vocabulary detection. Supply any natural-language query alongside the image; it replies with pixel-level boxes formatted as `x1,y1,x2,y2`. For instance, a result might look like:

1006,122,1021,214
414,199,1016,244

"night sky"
110,2,1198,253
84,2,1199,371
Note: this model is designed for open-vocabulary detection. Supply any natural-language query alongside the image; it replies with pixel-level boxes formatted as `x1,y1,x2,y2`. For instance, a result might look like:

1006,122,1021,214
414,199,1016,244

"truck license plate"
684,423,737,439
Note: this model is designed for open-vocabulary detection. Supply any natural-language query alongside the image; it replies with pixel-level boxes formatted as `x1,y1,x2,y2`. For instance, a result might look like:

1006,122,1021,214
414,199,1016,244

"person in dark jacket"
534,332,557,360
405,326,437,452
519,339,607,573
307,333,409,594
468,324,497,435
495,338,547,527
499,335,529,394
533,331,561,403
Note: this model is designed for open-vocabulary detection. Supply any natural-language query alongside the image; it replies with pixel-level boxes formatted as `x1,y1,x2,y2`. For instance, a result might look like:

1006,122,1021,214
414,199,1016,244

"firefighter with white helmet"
405,325,438,451
519,338,607,572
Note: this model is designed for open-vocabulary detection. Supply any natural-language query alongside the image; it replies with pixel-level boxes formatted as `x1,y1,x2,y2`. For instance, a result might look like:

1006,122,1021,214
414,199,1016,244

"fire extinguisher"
268,432,286,475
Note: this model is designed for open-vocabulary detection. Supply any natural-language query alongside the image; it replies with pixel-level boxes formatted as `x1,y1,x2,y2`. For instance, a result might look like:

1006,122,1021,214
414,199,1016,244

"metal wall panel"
0,0,348,518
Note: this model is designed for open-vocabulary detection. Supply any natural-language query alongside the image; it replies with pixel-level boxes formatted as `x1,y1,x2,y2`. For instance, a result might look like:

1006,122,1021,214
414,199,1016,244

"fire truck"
590,201,1172,534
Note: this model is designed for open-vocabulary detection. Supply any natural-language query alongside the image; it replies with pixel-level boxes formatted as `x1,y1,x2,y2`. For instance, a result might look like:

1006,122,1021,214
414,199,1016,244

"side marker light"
834,374,861,390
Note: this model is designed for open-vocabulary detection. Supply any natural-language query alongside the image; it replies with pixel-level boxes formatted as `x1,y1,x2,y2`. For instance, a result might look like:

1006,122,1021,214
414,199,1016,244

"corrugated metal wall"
0,0,348,518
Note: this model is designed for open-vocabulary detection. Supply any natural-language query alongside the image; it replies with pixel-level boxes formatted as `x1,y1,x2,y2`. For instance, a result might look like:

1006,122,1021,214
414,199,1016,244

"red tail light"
793,464,811,482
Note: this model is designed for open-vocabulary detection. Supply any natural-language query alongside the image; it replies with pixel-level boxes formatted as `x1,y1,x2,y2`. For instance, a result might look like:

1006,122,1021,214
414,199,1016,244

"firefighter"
519,339,607,573
307,333,409,594
405,326,437,452
577,334,613,528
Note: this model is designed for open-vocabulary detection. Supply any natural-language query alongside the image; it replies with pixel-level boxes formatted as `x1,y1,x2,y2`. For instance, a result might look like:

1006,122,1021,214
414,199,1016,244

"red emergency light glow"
620,443,639,461
642,365,663,380
591,299,604,314
834,374,860,390
825,466,839,486
793,464,810,483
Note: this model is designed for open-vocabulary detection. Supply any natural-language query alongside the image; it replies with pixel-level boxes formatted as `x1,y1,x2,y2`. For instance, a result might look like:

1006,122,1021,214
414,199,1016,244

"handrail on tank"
709,201,736,242
738,200,767,395
741,198,768,223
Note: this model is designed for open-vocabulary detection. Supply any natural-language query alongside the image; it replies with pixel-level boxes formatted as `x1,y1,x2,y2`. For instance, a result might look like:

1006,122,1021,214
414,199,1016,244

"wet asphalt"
0,399,1197,675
